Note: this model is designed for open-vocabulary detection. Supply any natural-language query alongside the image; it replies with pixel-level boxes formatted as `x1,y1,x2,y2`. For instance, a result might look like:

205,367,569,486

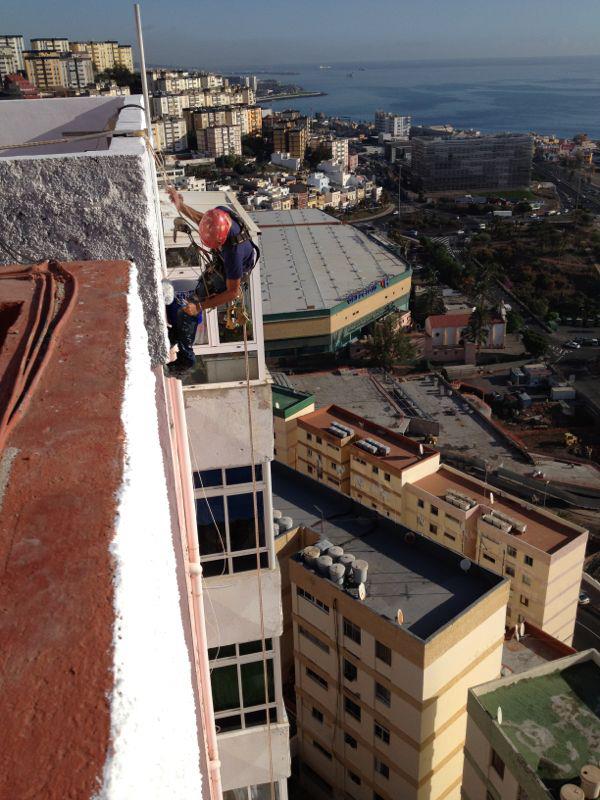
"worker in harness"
165,187,259,379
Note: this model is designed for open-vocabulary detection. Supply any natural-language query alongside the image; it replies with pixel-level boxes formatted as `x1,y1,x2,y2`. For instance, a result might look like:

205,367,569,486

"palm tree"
367,315,416,372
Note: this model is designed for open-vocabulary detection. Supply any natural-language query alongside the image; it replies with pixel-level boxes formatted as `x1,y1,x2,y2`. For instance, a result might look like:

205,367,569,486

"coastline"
256,91,327,102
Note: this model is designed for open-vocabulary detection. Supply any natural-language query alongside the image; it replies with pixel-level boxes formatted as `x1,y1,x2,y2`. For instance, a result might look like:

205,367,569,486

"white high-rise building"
0,47,19,79
30,37,70,53
0,34,25,70
330,137,349,168
374,110,411,138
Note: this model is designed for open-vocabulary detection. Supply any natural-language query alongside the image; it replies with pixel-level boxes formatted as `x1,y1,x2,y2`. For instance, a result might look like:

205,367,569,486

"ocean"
250,57,600,138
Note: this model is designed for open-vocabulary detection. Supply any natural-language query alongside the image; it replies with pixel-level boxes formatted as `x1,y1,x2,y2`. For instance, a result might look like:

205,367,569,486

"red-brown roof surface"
427,312,503,328
0,260,130,799
298,403,438,472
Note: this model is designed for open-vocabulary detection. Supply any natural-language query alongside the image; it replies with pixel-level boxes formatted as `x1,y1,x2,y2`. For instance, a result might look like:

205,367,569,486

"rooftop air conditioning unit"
327,426,346,439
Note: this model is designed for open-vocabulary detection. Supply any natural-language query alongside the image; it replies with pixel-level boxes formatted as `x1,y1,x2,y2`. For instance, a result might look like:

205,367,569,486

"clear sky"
4,0,600,69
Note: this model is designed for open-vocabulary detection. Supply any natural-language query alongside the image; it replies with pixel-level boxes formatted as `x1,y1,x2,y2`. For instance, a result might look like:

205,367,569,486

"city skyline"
3,0,600,69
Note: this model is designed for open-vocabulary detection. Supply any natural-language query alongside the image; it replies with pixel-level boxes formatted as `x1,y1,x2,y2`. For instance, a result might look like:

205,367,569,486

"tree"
522,328,550,358
506,309,524,333
463,305,493,352
366,316,416,372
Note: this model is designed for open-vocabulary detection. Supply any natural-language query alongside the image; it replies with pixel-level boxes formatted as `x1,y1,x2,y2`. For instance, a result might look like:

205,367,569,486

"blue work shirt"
218,208,256,281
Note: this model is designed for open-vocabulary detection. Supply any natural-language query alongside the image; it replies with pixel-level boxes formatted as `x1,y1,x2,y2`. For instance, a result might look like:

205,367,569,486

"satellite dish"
460,558,472,572
396,609,404,625
358,583,366,601
497,707,503,725
489,492,494,504
419,444,424,455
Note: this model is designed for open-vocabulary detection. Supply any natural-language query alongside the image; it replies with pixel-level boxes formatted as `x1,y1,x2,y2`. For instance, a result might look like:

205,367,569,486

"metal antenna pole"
134,3,154,145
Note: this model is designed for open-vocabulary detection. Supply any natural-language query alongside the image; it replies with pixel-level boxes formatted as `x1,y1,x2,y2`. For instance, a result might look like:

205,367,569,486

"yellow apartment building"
294,405,588,645
272,385,315,468
290,520,510,800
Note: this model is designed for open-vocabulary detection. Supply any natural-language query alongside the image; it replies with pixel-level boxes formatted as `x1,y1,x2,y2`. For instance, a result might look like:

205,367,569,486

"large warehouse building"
250,209,412,359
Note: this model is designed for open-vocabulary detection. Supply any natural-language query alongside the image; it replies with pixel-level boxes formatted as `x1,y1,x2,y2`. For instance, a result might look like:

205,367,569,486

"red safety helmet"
198,208,232,249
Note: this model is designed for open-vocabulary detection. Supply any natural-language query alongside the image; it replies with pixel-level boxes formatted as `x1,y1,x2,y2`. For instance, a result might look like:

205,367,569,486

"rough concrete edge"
0,447,19,515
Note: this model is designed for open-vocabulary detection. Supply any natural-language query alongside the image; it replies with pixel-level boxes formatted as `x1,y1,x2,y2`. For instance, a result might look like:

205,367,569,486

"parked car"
578,591,590,606
564,341,581,349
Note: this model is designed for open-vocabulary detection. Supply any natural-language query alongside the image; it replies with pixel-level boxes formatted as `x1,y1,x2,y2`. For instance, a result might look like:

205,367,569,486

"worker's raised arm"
168,187,204,226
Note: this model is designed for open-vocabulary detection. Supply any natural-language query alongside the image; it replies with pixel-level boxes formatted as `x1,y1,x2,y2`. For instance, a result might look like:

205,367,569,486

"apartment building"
463,649,599,800
374,110,411,138
30,36,70,52
0,35,25,70
294,405,588,645
23,49,94,90
161,188,292,798
411,132,534,193
71,40,134,72
0,47,19,79
330,137,350,168
153,116,188,153
190,105,253,134
272,385,315,468
273,122,308,160
151,92,191,118
197,124,242,157
290,511,509,800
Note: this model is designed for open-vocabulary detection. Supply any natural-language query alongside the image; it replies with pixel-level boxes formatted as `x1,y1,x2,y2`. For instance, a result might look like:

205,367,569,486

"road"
535,163,600,214
573,574,600,650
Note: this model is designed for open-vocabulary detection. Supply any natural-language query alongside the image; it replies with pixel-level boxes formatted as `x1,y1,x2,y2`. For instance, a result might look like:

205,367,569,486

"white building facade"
0,35,25,70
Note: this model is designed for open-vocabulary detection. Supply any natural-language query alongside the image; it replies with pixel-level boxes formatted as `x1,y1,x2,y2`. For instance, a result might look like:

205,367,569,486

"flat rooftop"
249,209,410,316
273,463,505,641
501,625,575,676
272,384,314,418
299,403,437,472
478,654,600,797
413,465,584,554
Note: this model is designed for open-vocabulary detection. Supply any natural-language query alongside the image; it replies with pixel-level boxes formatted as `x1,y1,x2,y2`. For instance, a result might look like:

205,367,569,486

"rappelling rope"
242,315,276,800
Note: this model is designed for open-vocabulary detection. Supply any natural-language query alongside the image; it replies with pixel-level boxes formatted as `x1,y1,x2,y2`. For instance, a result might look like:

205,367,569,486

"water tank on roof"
581,765,600,799
338,553,356,574
352,559,368,584
560,786,585,800
278,516,294,532
316,555,333,576
273,509,283,520
316,539,334,554
329,563,345,586
303,546,320,568
328,545,344,562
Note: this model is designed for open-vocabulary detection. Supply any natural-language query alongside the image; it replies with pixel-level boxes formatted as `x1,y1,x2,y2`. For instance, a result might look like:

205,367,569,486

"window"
384,473,390,482
224,784,280,800
306,667,328,690
375,640,392,666
348,771,361,785
417,498,424,508
210,649,275,733
491,749,505,779
195,485,268,576
306,432,313,441
446,514,460,524
316,436,322,444
429,523,438,534
522,574,531,586
431,506,439,516
483,553,496,564
507,545,517,558
298,625,330,653
374,757,389,779
344,659,358,682
520,595,529,607
444,532,456,542
225,465,262,484
374,721,390,744
344,696,361,721
307,448,313,457
372,466,379,475
297,587,329,614
343,618,361,645
505,565,515,577
524,555,534,567
375,682,391,707
303,763,331,795
312,707,324,724
307,465,313,474
313,740,332,761
344,732,357,749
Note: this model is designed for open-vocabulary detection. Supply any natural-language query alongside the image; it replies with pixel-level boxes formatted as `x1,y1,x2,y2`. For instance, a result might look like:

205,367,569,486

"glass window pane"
193,469,222,488
196,496,226,555
232,551,268,573
212,665,240,711
202,558,228,577
215,714,242,733
228,492,265,552
251,784,279,800
241,659,274,707
239,638,272,656
208,644,236,661
226,465,263,484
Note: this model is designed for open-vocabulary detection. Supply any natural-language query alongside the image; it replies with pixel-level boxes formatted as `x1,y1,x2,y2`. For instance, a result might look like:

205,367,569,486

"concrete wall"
218,722,291,791
0,148,168,365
